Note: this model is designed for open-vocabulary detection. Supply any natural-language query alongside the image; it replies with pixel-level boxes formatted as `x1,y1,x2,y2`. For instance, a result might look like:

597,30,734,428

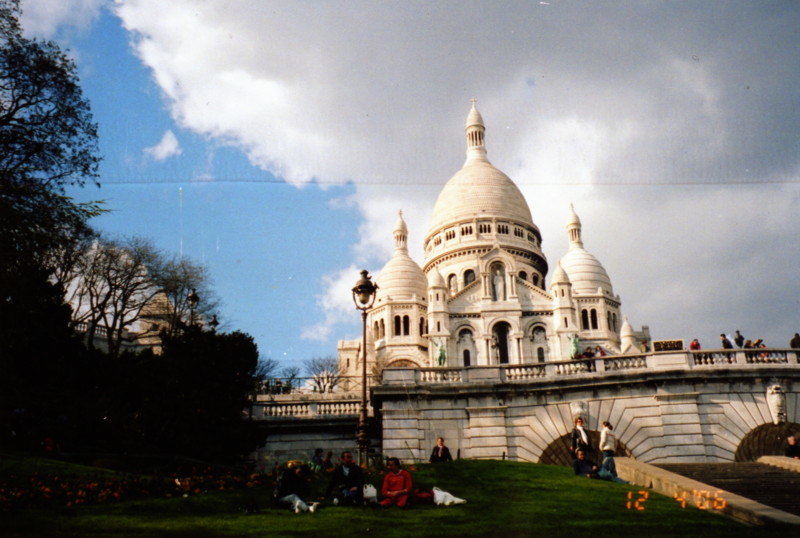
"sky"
19,0,800,368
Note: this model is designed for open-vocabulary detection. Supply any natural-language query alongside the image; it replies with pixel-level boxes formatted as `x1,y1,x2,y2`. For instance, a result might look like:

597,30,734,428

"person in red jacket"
380,457,413,508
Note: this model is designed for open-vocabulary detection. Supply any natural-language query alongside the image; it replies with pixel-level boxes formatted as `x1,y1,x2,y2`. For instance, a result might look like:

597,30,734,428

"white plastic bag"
432,486,466,505
363,483,378,503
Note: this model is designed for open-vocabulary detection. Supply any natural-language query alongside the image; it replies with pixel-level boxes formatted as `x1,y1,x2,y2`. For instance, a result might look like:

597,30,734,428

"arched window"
612,313,618,332
581,309,589,331
519,271,527,281
380,319,386,339
463,349,471,367
464,269,476,286
402,315,410,336
448,274,457,295
537,348,545,362
607,312,611,332
590,309,598,330
533,274,539,287
373,321,379,338
419,317,425,336
564,317,569,328
394,316,401,336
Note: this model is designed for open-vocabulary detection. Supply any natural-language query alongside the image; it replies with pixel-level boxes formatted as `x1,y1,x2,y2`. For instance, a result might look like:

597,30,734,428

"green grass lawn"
1,453,793,537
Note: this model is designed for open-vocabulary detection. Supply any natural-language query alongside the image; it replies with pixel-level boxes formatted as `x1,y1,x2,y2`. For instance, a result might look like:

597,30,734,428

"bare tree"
279,365,301,393
305,356,342,393
65,236,162,357
151,253,216,338
256,357,280,379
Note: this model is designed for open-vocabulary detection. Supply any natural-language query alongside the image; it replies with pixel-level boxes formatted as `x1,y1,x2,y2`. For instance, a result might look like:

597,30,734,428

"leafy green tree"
0,0,101,449
127,328,263,461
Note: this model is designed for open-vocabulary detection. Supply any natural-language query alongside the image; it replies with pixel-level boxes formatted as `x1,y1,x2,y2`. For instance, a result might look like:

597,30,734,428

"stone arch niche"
491,321,511,364
539,431,632,466
734,422,800,462
456,327,477,367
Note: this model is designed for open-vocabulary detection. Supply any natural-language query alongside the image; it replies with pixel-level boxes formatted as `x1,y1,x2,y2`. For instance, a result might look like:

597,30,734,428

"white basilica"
338,102,649,377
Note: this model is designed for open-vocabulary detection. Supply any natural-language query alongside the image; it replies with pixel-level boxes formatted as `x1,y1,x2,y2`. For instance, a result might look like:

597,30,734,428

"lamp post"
187,288,199,328
352,269,378,466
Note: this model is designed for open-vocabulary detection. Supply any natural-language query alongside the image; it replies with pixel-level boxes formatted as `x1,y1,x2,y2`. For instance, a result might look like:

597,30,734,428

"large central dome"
427,102,535,238
428,160,535,233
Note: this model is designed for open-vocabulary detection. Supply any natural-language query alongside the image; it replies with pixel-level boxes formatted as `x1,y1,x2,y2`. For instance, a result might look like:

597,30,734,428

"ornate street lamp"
209,314,219,333
187,288,199,327
352,269,378,466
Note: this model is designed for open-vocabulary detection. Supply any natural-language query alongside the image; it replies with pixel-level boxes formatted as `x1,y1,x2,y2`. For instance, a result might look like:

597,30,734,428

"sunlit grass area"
1,453,792,537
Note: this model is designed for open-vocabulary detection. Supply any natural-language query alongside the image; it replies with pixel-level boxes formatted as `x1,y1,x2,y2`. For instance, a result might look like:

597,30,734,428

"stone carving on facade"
570,401,588,424
492,269,506,301
569,334,580,359
435,339,447,366
766,383,787,425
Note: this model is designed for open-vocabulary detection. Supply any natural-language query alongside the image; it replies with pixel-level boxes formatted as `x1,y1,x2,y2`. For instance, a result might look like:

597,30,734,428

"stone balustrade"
250,393,363,420
381,348,800,386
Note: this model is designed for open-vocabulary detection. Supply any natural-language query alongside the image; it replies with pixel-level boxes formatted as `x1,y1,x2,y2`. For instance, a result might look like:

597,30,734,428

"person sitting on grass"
380,457,413,508
275,464,318,513
572,449,598,479
326,450,365,506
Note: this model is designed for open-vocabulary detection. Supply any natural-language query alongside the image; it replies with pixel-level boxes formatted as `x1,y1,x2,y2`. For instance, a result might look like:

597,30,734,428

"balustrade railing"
253,398,363,419
253,348,799,419
603,355,648,371
396,348,799,387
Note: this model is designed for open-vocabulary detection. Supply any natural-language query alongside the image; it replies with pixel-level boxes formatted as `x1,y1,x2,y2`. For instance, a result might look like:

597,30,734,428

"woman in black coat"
430,437,453,463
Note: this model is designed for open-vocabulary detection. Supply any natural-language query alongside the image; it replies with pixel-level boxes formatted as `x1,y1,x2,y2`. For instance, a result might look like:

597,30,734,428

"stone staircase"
656,462,800,516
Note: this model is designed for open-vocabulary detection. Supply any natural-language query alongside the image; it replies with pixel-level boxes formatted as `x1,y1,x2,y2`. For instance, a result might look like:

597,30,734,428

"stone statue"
767,383,786,425
570,401,588,425
436,340,447,367
569,334,580,358
492,269,505,301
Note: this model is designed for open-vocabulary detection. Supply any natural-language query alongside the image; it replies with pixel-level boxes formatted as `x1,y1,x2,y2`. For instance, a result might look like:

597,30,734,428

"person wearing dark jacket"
276,464,316,512
326,451,365,506
569,417,592,455
572,450,598,478
429,437,453,463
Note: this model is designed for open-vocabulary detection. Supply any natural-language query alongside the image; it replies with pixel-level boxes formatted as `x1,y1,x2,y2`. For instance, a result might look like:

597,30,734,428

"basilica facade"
338,103,649,378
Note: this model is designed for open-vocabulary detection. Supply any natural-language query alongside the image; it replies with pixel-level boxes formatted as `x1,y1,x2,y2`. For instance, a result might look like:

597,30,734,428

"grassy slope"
0,455,793,537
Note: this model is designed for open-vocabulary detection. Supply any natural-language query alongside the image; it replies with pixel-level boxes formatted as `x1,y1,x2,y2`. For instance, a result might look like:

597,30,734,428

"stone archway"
539,431,632,466
734,422,800,462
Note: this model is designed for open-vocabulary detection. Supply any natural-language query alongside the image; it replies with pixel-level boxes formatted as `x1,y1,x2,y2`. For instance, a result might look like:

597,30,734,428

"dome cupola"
558,205,613,295
376,210,427,303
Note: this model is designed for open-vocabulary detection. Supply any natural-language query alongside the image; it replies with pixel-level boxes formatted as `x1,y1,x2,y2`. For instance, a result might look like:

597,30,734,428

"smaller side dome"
559,205,613,295
376,211,427,303
428,267,446,288
550,261,571,287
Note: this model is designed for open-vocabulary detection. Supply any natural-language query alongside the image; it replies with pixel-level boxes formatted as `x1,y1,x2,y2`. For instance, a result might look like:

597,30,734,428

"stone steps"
656,462,800,516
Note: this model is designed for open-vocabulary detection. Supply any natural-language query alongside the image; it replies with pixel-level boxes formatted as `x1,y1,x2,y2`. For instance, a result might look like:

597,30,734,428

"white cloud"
111,1,800,347
143,129,182,161
20,0,106,37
